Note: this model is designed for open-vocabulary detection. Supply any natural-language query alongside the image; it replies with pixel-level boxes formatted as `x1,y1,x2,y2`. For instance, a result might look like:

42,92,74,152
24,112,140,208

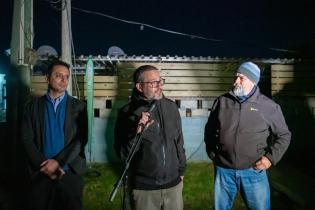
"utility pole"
10,0,34,64
10,0,23,65
9,0,33,134
61,0,72,95
8,0,33,193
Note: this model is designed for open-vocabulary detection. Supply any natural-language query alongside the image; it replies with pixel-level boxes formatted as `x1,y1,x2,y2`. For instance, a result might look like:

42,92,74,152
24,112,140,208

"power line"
71,6,223,43
71,6,295,54
42,2,296,55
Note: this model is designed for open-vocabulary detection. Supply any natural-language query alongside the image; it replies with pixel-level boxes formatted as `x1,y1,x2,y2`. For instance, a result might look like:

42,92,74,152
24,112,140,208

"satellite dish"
37,45,58,59
107,46,125,56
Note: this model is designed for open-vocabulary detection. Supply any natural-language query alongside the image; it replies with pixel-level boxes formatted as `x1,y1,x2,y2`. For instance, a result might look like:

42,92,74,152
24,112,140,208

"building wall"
87,116,209,163
31,59,305,163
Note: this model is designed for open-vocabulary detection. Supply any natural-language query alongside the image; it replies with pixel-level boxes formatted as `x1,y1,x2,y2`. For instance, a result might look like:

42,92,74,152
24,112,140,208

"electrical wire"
71,6,295,53
187,138,205,161
71,6,223,43
41,1,297,54
42,1,296,54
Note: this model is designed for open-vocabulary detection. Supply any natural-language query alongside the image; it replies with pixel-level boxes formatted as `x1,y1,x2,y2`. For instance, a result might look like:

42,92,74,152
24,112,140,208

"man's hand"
40,159,59,178
254,156,272,170
137,112,154,133
56,167,66,179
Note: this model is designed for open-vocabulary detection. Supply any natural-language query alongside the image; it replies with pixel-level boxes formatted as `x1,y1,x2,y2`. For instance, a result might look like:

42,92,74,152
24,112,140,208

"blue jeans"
214,166,270,210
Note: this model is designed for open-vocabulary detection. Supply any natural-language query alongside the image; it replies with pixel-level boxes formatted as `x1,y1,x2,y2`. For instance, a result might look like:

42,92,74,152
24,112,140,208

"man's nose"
234,77,240,84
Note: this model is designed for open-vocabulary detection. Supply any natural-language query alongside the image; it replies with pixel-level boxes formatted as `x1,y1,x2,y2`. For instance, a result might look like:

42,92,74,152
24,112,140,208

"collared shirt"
45,91,66,113
44,90,68,170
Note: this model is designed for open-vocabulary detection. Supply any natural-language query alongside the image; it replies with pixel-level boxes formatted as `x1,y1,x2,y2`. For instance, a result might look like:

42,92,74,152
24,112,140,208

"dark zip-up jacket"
204,87,291,169
114,89,186,190
22,95,88,178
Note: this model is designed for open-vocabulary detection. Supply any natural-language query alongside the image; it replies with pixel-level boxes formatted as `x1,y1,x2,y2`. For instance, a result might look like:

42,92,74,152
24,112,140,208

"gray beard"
233,86,245,97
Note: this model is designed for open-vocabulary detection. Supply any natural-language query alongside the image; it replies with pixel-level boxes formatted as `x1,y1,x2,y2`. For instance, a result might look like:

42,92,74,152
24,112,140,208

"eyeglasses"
141,78,165,88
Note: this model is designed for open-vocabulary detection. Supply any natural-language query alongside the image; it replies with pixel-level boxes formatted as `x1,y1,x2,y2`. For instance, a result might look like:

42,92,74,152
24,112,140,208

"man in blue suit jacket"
22,59,87,210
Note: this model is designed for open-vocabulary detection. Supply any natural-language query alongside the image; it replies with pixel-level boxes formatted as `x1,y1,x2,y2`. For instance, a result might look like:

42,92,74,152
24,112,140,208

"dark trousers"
28,170,84,210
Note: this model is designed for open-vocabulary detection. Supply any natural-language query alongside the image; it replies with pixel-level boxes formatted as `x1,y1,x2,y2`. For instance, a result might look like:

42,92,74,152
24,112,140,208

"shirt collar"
45,91,67,103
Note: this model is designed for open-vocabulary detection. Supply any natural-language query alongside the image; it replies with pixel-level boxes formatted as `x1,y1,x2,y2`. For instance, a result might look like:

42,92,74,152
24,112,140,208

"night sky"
1,0,315,58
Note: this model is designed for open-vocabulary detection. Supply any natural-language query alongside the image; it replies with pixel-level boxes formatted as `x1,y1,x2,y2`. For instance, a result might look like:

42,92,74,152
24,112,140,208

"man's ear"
136,83,143,93
244,79,255,95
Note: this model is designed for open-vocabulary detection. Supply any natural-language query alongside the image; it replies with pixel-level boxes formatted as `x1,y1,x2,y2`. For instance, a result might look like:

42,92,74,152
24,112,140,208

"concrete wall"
86,116,210,163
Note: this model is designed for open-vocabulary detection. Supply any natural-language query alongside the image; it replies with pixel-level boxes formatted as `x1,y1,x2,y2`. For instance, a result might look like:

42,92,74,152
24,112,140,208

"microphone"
137,100,157,133
108,101,156,202
147,100,157,114
144,100,156,129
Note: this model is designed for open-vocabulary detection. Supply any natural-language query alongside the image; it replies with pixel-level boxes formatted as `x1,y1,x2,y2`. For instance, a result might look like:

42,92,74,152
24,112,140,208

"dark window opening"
106,100,112,109
94,108,100,118
186,108,192,117
197,100,202,109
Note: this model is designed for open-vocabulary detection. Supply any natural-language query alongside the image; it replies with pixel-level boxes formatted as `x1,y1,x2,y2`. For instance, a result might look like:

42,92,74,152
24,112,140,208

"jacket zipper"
156,103,166,168
234,102,241,168
162,145,166,166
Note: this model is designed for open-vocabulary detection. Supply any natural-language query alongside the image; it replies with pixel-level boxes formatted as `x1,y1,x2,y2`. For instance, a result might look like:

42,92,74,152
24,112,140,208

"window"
0,74,6,122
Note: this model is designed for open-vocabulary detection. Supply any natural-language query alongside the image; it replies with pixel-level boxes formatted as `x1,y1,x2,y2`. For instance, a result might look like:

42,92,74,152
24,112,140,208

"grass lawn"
83,162,292,210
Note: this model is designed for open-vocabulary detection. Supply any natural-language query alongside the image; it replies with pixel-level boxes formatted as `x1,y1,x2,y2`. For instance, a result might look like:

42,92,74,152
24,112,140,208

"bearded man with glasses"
114,65,186,210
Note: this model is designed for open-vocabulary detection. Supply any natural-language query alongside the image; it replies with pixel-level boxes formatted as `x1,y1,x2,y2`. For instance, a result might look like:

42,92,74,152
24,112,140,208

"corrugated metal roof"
75,55,297,64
